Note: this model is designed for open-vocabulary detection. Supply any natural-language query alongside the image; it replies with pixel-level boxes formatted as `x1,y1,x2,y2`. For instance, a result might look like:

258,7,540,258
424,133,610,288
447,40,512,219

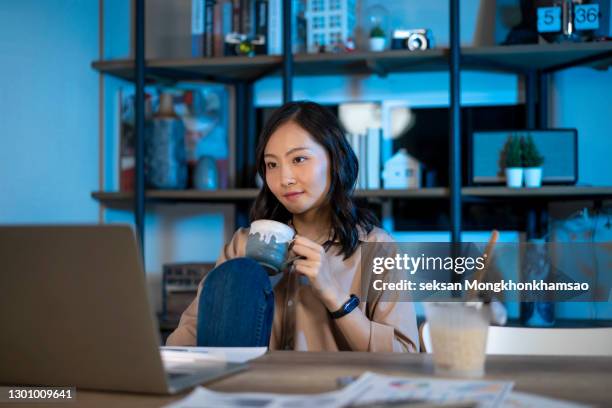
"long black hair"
249,101,378,260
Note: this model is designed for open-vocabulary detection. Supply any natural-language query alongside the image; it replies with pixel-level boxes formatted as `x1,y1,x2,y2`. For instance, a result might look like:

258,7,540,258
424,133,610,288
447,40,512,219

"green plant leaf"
370,26,385,38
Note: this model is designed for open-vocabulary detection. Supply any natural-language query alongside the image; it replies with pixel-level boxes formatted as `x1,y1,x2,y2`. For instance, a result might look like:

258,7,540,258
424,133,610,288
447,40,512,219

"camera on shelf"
224,32,266,57
391,29,434,51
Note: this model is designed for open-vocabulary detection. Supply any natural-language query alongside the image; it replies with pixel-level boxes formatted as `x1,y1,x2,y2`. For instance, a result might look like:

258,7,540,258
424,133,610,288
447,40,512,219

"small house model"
382,148,421,189
305,0,356,52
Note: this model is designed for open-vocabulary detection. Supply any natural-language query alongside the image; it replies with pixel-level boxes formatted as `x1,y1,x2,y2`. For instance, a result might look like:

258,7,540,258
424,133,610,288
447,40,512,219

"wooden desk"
21,352,612,407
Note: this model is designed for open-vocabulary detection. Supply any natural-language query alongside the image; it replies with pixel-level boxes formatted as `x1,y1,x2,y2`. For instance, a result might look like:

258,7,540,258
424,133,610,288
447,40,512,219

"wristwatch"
329,294,360,319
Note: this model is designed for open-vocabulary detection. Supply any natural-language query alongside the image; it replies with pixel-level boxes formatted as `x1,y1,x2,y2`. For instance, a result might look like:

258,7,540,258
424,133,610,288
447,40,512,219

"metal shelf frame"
113,0,612,255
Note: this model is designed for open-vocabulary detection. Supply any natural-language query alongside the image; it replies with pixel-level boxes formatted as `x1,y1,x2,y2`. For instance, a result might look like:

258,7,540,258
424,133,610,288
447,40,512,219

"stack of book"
142,0,307,59
348,128,383,190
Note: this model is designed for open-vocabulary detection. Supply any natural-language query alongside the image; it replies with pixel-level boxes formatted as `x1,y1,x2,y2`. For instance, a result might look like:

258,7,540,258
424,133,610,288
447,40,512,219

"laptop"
0,225,247,394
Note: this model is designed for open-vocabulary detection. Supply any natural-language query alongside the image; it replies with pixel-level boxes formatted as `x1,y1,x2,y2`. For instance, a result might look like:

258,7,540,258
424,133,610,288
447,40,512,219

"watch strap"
329,294,360,319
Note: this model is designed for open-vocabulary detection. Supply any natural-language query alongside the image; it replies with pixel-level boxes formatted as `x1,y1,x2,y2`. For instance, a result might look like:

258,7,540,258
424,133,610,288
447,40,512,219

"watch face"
333,294,359,319
330,295,359,318
345,295,359,312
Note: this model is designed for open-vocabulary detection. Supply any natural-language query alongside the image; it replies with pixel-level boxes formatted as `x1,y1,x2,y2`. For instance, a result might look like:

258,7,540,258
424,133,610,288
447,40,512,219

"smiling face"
263,121,331,216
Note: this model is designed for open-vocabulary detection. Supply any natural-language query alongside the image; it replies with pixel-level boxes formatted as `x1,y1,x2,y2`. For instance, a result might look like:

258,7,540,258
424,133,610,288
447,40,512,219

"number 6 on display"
574,4,600,31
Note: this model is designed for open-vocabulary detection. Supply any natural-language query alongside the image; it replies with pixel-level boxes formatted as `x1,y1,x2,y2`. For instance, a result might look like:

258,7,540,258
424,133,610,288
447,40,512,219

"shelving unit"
92,186,612,208
92,43,612,81
92,55,283,82
94,1,612,253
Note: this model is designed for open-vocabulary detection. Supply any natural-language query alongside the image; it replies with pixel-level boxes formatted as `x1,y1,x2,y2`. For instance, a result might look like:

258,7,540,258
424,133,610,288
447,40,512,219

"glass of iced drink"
425,302,490,378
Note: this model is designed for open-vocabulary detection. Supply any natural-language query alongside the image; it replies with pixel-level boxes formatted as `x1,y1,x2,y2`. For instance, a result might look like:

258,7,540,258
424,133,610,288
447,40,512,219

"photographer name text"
371,279,590,292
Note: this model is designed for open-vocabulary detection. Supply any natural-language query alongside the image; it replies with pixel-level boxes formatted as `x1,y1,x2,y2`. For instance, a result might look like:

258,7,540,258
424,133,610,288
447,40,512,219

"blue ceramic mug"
245,220,297,275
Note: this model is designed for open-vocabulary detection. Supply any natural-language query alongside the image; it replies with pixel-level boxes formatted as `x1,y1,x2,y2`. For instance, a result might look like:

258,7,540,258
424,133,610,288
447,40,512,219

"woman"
167,101,418,352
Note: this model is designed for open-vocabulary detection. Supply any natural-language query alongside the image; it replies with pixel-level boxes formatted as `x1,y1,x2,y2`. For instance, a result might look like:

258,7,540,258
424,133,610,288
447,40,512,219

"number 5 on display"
537,7,562,33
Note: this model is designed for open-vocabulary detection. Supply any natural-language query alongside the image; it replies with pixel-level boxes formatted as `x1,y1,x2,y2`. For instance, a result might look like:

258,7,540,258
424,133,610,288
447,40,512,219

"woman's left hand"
290,235,346,311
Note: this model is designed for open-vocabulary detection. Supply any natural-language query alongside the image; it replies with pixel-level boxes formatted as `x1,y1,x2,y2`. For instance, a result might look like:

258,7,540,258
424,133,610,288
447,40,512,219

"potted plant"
503,134,523,188
369,25,386,52
522,134,544,187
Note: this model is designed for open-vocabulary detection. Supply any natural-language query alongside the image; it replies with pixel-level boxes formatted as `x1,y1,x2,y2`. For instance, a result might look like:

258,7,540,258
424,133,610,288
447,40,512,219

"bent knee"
207,257,267,281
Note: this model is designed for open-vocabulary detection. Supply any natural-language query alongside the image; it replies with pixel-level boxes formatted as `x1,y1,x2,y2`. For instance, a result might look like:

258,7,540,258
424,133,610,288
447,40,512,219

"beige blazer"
166,225,418,352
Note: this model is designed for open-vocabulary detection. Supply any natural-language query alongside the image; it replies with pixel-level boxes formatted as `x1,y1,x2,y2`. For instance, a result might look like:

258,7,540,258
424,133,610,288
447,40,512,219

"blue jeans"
196,257,275,347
